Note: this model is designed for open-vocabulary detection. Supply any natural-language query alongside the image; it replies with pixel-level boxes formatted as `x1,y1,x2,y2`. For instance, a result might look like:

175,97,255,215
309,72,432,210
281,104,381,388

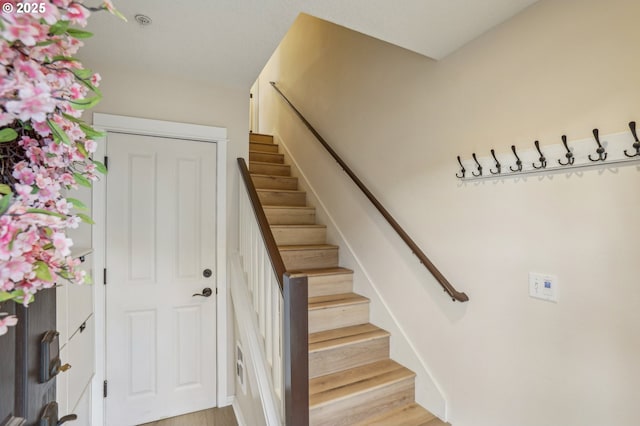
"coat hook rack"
472,153,483,177
509,145,522,172
532,140,547,169
456,156,466,178
588,128,607,162
558,135,574,166
490,149,501,175
456,121,640,181
624,121,640,158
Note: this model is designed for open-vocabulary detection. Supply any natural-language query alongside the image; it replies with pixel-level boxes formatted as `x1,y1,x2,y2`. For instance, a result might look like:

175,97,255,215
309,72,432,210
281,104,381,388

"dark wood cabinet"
1,288,59,426
0,301,17,425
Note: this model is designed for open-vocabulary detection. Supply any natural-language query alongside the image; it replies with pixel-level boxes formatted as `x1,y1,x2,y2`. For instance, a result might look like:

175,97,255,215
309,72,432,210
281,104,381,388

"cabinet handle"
57,414,77,425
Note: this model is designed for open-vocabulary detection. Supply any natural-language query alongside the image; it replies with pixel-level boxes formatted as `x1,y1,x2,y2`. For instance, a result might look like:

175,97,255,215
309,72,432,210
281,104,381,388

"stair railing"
238,158,310,425
270,81,469,302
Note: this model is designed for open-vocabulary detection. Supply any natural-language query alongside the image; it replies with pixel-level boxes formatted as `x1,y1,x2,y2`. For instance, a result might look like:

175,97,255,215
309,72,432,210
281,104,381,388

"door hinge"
249,93,253,99
103,268,107,285
104,156,109,170
103,380,108,398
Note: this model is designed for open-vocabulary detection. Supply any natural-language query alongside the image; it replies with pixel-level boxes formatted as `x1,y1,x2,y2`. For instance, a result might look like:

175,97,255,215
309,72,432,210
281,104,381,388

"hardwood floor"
139,407,238,426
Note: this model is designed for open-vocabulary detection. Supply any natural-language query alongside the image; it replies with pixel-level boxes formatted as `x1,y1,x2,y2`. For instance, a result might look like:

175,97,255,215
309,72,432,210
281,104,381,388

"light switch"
529,272,558,302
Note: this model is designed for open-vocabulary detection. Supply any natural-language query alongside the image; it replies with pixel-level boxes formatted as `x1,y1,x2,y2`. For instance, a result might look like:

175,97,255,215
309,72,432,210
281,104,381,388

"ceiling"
80,0,538,90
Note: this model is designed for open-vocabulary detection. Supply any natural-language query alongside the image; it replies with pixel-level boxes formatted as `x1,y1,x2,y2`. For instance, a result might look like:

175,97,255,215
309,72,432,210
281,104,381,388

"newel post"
283,273,309,426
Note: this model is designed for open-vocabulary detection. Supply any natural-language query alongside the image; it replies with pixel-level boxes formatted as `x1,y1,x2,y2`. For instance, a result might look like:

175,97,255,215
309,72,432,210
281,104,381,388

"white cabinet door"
67,253,94,335
67,315,95,410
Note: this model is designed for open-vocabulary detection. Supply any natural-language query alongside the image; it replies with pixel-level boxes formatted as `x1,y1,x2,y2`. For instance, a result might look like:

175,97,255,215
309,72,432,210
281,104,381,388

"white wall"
256,1,640,425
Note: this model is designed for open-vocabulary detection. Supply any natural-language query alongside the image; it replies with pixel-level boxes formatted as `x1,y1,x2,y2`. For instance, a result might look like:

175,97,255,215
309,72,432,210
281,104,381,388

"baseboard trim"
231,398,247,426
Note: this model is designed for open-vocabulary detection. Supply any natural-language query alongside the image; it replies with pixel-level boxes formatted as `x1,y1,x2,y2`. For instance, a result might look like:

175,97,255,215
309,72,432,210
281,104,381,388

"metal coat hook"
532,140,547,169
624,121,640,158
558,135,574,166
456,156,466,178
472,153,483,177
490,149,501,175
509,145,523,172
588,128,607,162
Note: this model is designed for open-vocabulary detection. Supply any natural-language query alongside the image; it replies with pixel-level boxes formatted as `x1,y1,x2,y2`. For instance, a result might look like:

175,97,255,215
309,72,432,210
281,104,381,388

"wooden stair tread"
271,224,326,229
256,188,305,194
288,267,353,276
249,133,274,143
354,403,443,426
279,244,338,251
250,173,295,179
249,160,288,166
249,151,284,162
309,323,389,351
309,359,415,407
308,293,369,310
263,205,314,210
249,141,278,148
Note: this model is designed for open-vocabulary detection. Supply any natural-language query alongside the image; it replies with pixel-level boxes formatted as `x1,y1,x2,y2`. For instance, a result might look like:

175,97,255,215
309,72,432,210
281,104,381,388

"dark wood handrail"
238,157,286,290
270,81,469,302
238,157,310,425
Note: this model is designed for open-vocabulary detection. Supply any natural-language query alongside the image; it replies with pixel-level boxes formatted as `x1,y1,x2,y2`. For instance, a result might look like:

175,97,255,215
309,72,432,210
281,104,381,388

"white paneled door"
105,133,217,426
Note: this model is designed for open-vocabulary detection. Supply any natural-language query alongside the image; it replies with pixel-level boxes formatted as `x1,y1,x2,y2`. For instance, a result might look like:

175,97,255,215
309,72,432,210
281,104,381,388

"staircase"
248,133,450,426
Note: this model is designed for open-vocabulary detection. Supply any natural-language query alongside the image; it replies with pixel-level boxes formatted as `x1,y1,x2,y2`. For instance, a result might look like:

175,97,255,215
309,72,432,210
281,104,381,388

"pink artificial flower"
52,232,72,257
1,15,40,46
5,82,56,122
1,257,34,282
65,3,90,27
32,120,52,137
13,163,36,185
84,139,97,153
91,73,101,86
0,315,18,336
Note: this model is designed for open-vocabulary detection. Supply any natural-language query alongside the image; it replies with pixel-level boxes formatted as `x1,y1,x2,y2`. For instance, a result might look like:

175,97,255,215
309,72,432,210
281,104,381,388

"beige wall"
257,1,640,425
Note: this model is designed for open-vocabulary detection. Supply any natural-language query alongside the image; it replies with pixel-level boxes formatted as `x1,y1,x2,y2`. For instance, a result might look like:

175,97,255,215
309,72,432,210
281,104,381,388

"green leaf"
76,141,88,157
47,119,71,145
73,173,92,188
72,68,93,79
77,213,95,225
66,197,87,210
36,40,56,47
0,291,14,302
93,160,108,174
80,123,105,139
66,28,93,39
0,184,11,195
0,195,12,216
49,20,69,36
50,55,78,63
61,113,82,124
0,128,18,143
25,208,67,219
68,96,101,110
34,261,53,282
84,274,93,285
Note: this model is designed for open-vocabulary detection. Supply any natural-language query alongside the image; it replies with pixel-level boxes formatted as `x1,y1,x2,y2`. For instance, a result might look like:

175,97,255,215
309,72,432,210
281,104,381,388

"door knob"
203,269,212,278
192,287,213,298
